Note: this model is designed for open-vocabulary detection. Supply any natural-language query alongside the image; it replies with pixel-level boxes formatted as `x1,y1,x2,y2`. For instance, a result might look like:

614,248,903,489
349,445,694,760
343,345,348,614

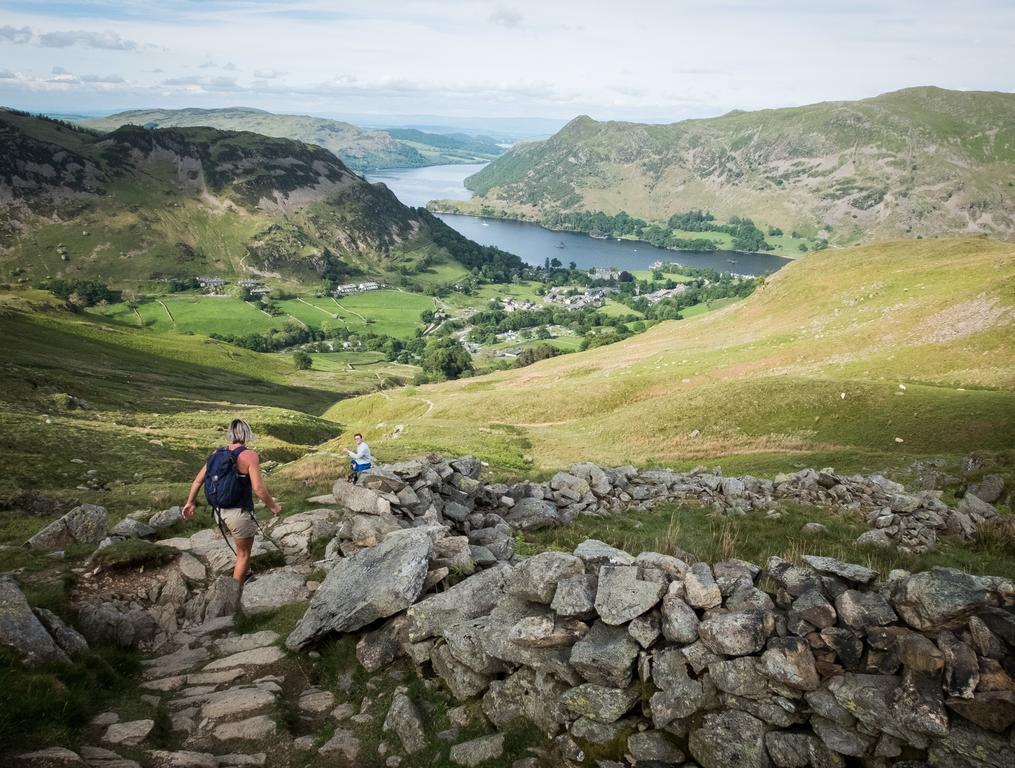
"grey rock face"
504,498,560,530
698,610,771,656
709,657,768,698
27,503,108,550
408,564,509,642
483,667,567,737
801,555,878,585
560,683,640,723
660,592,700,644
570,621,640,688
765,731,842,768
506,552,585,603
627,731,685,764
239,568,308,616
594,565,665,625
760,637,819,691
550,574,598,619
449,733,504,767
790,589,837,629
286,528,432,650
383,690,428,754
689,710,770,768
330,479,392,515
966,474,1005,504
33,607,88,657
108,517,156,540
149,505,183,529
685,562,723,609
432,643,492,700
834,590,897,630
892,567,997,630
573,539,635,567
203,576,242,622
0,576,69,664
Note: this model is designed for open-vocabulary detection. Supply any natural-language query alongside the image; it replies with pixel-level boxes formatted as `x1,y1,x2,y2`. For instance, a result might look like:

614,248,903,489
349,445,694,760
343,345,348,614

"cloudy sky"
1,0,1013,124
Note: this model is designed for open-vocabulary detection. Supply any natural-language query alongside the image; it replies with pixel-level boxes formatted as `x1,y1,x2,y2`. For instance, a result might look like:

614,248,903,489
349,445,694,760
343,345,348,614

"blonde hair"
227,419,253,444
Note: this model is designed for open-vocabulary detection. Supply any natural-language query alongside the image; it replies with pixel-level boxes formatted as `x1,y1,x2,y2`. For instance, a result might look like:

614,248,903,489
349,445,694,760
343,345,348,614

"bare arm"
181,464,207,519
244,452,282,515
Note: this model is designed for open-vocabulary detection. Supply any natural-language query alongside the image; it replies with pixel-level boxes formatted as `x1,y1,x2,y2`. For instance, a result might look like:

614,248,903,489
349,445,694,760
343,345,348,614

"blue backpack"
204,446,247,510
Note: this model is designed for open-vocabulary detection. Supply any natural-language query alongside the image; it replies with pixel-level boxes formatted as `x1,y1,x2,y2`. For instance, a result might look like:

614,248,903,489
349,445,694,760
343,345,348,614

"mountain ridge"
457,87,1015,246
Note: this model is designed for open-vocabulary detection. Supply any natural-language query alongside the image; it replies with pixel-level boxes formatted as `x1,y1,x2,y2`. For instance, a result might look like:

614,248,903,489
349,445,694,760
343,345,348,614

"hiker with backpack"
181,419,282,583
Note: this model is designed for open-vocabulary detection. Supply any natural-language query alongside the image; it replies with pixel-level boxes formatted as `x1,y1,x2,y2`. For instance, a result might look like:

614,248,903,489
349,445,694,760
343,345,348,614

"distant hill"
326,236,1015,472
0,109,519,286
455,87,1015,246
82,108,503,171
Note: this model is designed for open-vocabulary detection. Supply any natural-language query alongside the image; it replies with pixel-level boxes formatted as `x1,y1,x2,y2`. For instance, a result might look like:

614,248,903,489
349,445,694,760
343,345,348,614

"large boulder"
698,610,772,656
569,621,639,688
504,498,561,531
891,567,998,630
330,479,392,516
408,564,509,642
506,552,585,604
286,528,433,649
26,504,107,550
0,577,69,664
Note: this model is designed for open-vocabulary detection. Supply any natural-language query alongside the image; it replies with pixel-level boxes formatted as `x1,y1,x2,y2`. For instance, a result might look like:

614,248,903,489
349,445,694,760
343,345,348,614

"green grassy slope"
461,87,1015,245
0,109,499,288
0,291,416,498
82,108,503,171
323,238,1015,473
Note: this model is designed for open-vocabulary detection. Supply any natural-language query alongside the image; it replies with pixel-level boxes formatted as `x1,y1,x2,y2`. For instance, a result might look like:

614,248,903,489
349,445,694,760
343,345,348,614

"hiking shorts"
219,508,257,540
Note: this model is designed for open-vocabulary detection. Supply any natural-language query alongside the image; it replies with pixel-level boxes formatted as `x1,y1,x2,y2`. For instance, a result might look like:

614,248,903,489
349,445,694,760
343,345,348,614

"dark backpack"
204,446,247,510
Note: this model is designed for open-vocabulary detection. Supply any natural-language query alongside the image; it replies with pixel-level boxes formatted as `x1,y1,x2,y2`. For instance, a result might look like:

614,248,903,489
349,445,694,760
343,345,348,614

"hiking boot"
243,569,257,585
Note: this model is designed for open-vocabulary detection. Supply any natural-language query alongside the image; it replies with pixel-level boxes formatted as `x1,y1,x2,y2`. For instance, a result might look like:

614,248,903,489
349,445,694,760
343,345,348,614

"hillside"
0,109,504,286
456,87,1015,246
82,108,503,171
324,237,1015,473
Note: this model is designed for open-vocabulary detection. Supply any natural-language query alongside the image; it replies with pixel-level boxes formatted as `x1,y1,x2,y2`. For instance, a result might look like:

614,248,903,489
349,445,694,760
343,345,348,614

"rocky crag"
5,455,1013,768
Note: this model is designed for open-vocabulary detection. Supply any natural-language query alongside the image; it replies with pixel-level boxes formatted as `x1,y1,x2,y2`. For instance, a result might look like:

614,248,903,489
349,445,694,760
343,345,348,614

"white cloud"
36,29,140,51
0,69,17,79
81,74,127,84
490,8,524,28
0,25,32,43
254,69,285,79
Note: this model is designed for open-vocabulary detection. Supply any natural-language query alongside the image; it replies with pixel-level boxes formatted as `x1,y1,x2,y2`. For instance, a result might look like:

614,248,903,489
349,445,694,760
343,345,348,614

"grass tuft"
90,539,179,571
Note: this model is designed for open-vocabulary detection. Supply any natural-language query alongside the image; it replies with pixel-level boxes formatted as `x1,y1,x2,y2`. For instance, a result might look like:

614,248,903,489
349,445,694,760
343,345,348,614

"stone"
649,673,705,727
0,577,69,664
550,574,597,619
331,478,392,515
627,612,661,648
506,552,585,603
482,667,567,737
892,669,948,737
810,716,871,756
660,592,699,644
946,690,1015,732
298,687,336,715
383,691,427,754
147,752,216,768
507,615,587,649
892,567,997,630
635,551,689,579
408,565,508,642
202,645,285,671
108,517,156,539
927,719,1015,768
760,637,820,690
357,615,408,673
801,555,878,585
202,576,242,622
26,504,107,550
764,732,843,768
103,719,154,746
432,643,492,700
177,552,206,584
594,565,665,625
709,657,768,697
240,568,308,616
790,589,837,630
15,748,85,765
450,734,504,767
627,731,684,764
212,714,276,742
149,506,183,529
317,728,360,760
216,630,279,656
966,475,1005,504
33,607,88,658
573,539,634,567
445,617,508,675
895,631,944,673
689,710,770,768
856,529,893,548
287,528,432,649
503,498,560,530
698,610,771,656
834,590,897,630
570,621,640,688
685,562,723,609
560,684,640,723
939,631,980,699
199,687,276,720
766,556,823,597
570,462,612,496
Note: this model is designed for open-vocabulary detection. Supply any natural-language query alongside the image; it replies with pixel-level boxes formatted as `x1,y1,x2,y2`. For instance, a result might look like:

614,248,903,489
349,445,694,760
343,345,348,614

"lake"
367,164,791,276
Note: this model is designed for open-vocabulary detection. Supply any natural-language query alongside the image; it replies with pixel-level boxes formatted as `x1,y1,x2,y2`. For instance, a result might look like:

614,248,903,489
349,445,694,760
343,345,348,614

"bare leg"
233,536,254,582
